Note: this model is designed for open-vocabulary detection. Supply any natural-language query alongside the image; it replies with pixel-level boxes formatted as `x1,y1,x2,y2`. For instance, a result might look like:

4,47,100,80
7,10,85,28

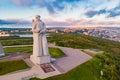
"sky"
0,0,120,27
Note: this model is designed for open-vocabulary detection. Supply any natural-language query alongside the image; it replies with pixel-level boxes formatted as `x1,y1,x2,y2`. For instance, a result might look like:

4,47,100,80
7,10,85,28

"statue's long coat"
32,20,49,57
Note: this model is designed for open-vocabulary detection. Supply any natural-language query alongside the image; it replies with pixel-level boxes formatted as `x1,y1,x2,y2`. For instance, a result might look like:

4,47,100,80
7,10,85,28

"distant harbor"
0,33,33,37
11,34,33,37
19,34,33,37
0,34,50,38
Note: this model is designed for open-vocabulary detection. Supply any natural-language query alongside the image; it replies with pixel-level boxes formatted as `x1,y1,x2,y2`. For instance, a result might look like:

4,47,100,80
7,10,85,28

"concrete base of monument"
30,55,51,65
51,58,56,62
0,53,5,56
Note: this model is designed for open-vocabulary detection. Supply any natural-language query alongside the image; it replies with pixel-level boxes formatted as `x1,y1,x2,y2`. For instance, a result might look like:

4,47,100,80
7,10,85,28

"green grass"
3,47,65,58
49,47,65,58
81,49,104,57
48,33,120,54
29,77,41,80
0,60,30,75
0,55,8,58
29,56,105,80
1,33,120,54
0,37,33,46
4,46,32,54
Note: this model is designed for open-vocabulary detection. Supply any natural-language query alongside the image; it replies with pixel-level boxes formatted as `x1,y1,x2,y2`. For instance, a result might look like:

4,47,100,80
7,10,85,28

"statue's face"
36,15,40,21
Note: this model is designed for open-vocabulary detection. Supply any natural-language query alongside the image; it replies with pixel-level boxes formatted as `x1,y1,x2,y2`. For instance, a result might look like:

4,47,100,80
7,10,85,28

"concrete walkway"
0,64,61,80
49,45,92,73
0,53,30,62
0,45,92,80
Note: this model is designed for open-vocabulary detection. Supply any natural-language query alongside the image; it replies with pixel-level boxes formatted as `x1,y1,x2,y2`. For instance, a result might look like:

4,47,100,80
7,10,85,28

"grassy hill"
48,33,120,80
48,33,120,54
1,33,120,54
0,36,33,46
0,33,120,80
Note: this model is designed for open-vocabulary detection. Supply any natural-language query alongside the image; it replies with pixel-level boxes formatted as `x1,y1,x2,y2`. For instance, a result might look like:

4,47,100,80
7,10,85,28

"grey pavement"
0,65,61,80
0,45,92,80
49,45,92,73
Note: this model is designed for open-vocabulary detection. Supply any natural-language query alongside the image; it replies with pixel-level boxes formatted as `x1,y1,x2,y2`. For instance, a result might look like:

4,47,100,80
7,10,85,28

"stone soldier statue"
0,43,5,56
30,15,51,64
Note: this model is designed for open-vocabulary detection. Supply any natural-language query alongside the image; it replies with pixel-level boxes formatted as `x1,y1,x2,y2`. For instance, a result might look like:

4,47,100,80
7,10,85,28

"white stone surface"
0,43,5,56
30,15,51,64
30,55,50,65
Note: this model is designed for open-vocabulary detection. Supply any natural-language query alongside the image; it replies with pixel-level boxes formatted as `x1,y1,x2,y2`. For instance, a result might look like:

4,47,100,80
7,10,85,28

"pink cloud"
38,0,44,4
43,18,54,22
12,0,32,6
43,18,72,26
65,19,80,25
46,21,71,26
12,0,21,5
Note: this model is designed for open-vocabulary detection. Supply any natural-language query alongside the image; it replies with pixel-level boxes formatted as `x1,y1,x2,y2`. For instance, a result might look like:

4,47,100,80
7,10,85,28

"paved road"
0,45,92,80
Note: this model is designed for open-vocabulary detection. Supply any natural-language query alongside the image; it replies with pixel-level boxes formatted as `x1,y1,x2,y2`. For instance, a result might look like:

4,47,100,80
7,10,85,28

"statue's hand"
32,30,40,33
40,31,45,34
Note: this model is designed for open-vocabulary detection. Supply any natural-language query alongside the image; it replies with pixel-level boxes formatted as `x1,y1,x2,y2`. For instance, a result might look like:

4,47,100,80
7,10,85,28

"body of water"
19,34,33,37
12,34,49,37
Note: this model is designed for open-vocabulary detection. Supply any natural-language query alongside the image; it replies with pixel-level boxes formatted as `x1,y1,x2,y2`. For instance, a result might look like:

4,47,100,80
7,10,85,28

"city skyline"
0,0,120,27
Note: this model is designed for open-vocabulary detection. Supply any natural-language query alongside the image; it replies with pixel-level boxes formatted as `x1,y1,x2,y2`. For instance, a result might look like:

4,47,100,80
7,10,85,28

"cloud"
4,0,119,17
85,9,108,17
84,0,120,18
44,18,72,26
0,19,30,24
85,9,98,17
46,21,72,26
12,0,32,6
85,7,120,18
0,0,120,26
11,0,82,15
107,5,120,17
11,0,65,14
63,17,120,26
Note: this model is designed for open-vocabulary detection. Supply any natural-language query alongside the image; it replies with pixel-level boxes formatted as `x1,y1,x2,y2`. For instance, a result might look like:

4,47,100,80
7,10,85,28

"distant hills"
0,19,30,25
0,19,16,24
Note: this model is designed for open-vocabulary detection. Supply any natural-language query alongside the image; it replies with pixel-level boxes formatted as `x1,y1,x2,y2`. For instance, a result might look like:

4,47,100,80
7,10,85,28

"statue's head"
35,15,41,21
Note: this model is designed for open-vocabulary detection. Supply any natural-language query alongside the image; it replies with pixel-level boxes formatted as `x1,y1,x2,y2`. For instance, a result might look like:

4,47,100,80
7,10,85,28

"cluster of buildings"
0,28,31,37
62,27,120,42
0,31,10,37
48,27,120,42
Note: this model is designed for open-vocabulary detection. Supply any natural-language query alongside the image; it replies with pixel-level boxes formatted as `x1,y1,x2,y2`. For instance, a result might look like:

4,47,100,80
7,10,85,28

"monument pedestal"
30,55,51,65
0,53,5,56
0,43,5,56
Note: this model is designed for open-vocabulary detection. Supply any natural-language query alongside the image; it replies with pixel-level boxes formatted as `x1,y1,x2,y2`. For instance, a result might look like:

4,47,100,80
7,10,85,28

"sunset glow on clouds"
0,0,120,27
